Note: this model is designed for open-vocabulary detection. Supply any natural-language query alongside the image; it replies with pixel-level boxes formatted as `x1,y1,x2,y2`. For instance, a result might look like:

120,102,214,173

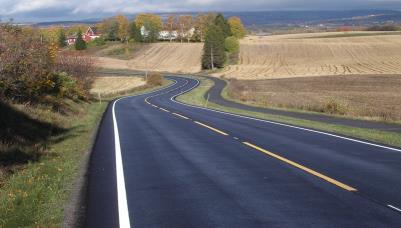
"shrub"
146,72,163,86
225,36,239,53
89,37,106,47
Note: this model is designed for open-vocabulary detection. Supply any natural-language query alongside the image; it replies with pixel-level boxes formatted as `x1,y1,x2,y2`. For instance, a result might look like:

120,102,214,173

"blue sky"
1,0,401,22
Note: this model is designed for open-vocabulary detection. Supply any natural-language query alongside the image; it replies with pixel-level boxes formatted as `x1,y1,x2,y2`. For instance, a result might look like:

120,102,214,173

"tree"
202,24,226,69
99,18,119,41
214,13,232,38
165,15,177,42
228,16,246,39
224,36,239,53
129,22,142,42
57,29,67,47
135,14,163,43
74,30,86,50
116,14,130,42
178,15,193,43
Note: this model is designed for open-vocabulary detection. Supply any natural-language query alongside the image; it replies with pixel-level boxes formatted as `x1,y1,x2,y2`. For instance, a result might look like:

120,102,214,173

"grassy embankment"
176,76,401,148
0,77,172,227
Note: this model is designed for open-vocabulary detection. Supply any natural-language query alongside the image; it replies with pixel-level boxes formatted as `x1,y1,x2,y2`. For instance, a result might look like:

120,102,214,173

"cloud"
1,0,401,22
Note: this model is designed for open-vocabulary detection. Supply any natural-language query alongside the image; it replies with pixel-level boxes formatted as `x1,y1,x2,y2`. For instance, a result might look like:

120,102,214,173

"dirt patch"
90,76,146,96
227,74,401,122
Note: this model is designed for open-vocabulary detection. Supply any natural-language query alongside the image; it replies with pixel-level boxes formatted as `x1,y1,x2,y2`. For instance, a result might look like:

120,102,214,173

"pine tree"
129,22,142,42
202,24,226,69
57,29,67,48
74,30,87,50
214,14,232,38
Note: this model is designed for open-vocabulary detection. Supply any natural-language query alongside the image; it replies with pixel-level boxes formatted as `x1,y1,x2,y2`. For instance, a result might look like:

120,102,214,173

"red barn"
83,27,101,42
67,27,102,45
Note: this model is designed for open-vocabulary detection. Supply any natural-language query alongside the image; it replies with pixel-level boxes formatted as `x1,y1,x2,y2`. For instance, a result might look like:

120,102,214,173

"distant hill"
32,10,401,28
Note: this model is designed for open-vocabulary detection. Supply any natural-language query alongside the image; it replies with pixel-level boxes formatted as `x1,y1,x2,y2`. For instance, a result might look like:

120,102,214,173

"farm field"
90,76,146,96
96,42,203,73
215,32,401,79
226,74,401,122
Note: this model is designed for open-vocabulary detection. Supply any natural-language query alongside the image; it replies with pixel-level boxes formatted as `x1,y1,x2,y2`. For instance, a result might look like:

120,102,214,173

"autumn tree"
202,24,226,69
99,18,119,41
135,14,163,43
74,30,86,50
228,16,246,38
165,15,177,42
116,14,130,42
178,15,193,43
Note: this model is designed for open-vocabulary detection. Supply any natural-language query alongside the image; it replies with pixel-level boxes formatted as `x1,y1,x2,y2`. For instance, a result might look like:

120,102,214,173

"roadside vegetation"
176,76,401,148
0,22,169,226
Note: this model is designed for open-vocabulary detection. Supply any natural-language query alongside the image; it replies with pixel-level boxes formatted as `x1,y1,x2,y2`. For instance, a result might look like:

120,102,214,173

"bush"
89,37,106,47
225,36,239,53
146,72,163,86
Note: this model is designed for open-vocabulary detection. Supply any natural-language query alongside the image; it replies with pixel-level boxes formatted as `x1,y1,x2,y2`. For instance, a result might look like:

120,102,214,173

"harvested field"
96,42,203,73
215,32,401,79
227,75,401,122
90,76,146,96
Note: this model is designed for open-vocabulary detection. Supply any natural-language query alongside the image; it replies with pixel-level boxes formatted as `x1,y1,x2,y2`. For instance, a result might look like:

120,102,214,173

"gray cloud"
1,0,401,22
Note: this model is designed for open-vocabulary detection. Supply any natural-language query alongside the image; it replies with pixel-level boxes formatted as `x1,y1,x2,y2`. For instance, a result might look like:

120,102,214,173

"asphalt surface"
86,76,401,227
206,76,401,133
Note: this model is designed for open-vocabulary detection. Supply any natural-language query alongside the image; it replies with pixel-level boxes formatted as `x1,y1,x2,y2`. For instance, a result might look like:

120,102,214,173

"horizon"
1,0,401,23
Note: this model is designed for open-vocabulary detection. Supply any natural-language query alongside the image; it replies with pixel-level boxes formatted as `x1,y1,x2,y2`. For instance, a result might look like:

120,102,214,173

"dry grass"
90,76,146,96
215,32,401,80
227,75,401,122
96,42,203,73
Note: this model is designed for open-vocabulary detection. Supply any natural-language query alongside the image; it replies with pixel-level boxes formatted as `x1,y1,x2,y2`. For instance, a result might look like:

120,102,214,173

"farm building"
67,26,102,45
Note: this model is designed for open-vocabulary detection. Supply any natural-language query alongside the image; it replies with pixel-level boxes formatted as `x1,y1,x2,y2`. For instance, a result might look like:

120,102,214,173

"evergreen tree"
129,22,142,42
202,24,226,69
214,14,232,38
74,30,87,50
57,29,67,48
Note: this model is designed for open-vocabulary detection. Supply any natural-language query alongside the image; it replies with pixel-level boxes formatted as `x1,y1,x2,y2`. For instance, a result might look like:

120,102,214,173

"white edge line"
169,77,401,153
111,80,178,227
112,101,131,228
388,204,401,212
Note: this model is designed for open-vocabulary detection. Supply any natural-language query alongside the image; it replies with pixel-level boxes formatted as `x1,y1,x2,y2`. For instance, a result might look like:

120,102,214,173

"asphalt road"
206,76,401,133
86,76,401,227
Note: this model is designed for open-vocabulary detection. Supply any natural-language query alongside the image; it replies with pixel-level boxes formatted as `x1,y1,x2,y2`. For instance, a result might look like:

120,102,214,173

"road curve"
86,76,401,227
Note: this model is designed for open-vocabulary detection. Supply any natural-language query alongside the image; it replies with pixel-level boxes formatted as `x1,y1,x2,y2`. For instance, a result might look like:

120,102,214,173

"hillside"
96,43,203,73
215,32,401,79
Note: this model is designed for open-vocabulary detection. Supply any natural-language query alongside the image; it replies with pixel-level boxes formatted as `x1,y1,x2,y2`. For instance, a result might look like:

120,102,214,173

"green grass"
0,79,172,227
176,76,401,148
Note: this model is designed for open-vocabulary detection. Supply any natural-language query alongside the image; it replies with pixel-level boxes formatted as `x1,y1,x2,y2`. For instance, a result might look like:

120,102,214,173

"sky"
1,0,401,22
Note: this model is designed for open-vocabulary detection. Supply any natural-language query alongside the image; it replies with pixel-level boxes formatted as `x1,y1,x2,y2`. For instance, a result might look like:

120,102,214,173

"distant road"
86,76,401,227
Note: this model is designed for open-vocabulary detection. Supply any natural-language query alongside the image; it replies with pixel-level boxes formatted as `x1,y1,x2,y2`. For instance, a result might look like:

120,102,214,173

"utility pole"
210,46,214,70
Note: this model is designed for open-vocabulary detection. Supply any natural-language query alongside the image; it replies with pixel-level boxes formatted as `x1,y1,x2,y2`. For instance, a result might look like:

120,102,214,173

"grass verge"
176,76,401,148
0,79,172,227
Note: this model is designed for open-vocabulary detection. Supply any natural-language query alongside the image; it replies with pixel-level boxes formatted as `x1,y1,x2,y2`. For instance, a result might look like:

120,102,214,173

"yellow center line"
172,113,190,120
242,142,357,192
159,108,170,113
194,121,229,136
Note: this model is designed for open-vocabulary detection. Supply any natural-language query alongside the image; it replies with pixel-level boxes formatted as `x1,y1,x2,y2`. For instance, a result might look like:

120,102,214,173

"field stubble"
227,75,401,122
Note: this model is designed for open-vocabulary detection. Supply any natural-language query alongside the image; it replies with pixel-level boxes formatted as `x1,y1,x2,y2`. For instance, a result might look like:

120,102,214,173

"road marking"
112,100,131,228
233,137,239,140
242,141,357,192
172,112,190,120
170,79,401,153
159,107,170,113
194,121,229,136
388,205,401,213
152,105,158,108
